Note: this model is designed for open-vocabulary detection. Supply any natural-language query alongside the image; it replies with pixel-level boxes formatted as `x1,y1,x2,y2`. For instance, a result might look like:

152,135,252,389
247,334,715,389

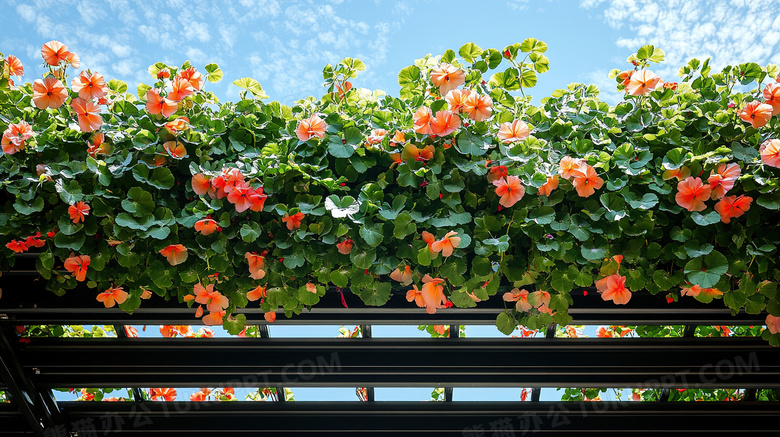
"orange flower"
194,282,229,312
5,54,24,77
264,311,277,323
662,166,691,181
503,288,532,312
462,93,493,121
663,82,678,90
2,120,33,154
71,71,108,100
250,186,268,212
190,389,210,402
70,97,103,132
6,240,28,253
24,232,45,248
390,265,413,285
420,276,447,314
194,218,219,236
41,40,69,66
760,139,780,168
165,117,189,134
763,82,780,115
245,252,266,279
487,165,508,183
96,286,128,308
406,284,425,308
247,286,267,302
596,274,631,305
390,130,406,147
32,76,68,109
429,110,461,137
159,244,188,265
493,175,525,207
680,284,723,298
421,231,438,259
444,89,471,113
558,156,585,180
413,106,434,135
401,143,435,163
65,52,80,68
617,70,634,85
87,132,109,157
150,388,177,401
191,173,211,196
707,163,740,200
766,314,780,335
295,115,327,141
497,120,529,144
336,80,352,98
571,165,604,198
739,101,773,128
203,310,226,326
63,254,90,282
675,177,711,212
168,75,194,101
625,69,661,96
366,128,387,146
430,231,461,257
157,68,171,79
163,141,187,158
180,67,203,91
145,89,178,117
537,175,559,197
282,212,305,230
714,195,752,224
227,182,260,213
336,239,354,255
68,201,90,224
430,63,465,96
528,290,552,314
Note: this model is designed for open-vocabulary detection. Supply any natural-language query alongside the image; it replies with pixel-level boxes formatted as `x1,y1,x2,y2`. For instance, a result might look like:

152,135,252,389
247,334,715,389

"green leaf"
691,211,721,226
122,187,155,216
283,253,305,269
148,167,174,190
232,77,268,99
205,63,223,83
53,232,85,251
684,250,728,288
684,240,713,258
496,311,516,335
520,69,537,88
328,135,354,158
330,270,349,288
458,42,483,63
637,44,655,60
581,241,608,261
350,250,376,269
528,206,555,224
223,314,247,335
359,225,383,247
107,79,127,94
13,197,44,215
358,282,391,306
519,38,547,54
757,192,780,210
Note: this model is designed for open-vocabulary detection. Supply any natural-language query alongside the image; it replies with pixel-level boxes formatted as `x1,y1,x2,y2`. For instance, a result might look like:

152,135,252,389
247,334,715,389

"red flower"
159,244,187,266
282,212,305,230
64,254,90,281
68,201,90,224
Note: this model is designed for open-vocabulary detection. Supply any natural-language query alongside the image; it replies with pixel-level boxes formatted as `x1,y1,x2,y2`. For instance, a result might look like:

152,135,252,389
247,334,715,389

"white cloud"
582,0,780,80
16,4,36,22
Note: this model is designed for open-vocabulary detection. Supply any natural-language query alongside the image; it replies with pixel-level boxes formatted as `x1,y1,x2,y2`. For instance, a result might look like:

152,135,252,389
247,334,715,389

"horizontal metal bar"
18,337,779,388
57,401,780,434
0,279,765,325
0,403,32,434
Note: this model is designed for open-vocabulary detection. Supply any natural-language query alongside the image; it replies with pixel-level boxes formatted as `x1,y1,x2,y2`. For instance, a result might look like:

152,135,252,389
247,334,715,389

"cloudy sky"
3,0,780,106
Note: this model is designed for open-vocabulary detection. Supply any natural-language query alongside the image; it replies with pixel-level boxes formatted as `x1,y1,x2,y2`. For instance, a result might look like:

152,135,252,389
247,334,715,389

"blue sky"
3,0,780,106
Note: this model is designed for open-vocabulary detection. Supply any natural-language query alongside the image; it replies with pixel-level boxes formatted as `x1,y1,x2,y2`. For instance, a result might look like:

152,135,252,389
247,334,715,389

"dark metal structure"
1,275,779,435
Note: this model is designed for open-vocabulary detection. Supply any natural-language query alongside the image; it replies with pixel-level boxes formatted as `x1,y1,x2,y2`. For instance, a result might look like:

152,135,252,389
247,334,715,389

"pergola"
1,262,779,436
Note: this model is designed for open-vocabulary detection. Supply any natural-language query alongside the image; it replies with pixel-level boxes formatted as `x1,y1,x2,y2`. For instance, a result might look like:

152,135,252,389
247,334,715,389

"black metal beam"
0,402,32,435
0,280,766,326
56,401,780,435
17,337,779,388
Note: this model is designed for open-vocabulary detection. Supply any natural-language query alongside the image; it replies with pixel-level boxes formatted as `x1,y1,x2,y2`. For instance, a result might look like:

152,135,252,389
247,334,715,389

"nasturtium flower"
707,163,740,200
487,165,508,183
165,117,189,134
596,274,631,305
295,114,327,141
191,173,211,196
537,175,559,197
247,286,267,302
194,282,229,312
159,244,187,266
249,186,267,212
493,175,525,207
412,106,434,135
739,101,773,128
759,139,780,168
150,388,177,402
431,231,461,257
41,40,70,66
766,314,780,335
96,286,128,308
64,254,90,282
227,182,259,213
401,143,435,163
68,201,90,224
714,195,752,224
218,167,245,194
4,54,24,77
366,129,387,148
420,275,447,314
617,70,633,85
162,140,186,159
763,82,780,115
571,165,604,198
70,97,103,132
675,176,711,212
194,218,219,236
157,68,171,79
558,156,585,180
203,310,226,326
180,67,203,91
336,238,354,255
662,166,691,181
264,311,277,323
503,288,532,312
168,75,194,101
429,110,461,137
389,130,406,147
24,232,45,248
444,89,471,113
2,120,33,154
145,89,178,117
390,265,413,285
527,290,552,314
625,69,661,96
87,132,109,157
430,63,465,96
680,284,722,298
497,120,529,144
6,240,28,253
32,76,68,109
282,212,305,230
462,92,493,121
244,252,265,279
70,71,108,100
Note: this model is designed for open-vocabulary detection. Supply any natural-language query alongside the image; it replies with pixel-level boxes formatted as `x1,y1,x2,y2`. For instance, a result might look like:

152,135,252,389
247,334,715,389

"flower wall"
1,39,779,343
